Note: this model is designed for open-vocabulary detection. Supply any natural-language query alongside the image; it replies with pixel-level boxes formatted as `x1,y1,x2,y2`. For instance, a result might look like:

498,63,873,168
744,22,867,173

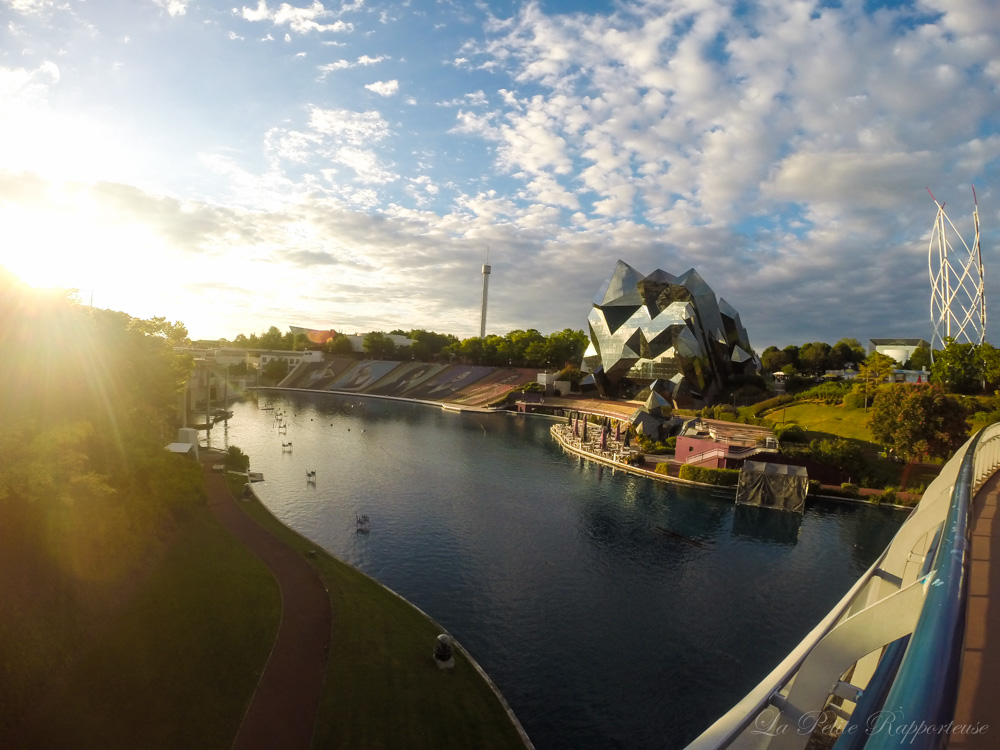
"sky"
1,0,998,350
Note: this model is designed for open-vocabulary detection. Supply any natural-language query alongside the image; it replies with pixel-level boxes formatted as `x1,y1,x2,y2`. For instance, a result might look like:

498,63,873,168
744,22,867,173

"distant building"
582,260,760,408
211,348,323,369
869,338,930,366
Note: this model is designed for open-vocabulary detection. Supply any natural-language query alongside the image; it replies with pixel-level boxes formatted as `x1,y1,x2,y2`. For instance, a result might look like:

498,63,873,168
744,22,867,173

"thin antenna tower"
928,187,985,361
480,247,491,339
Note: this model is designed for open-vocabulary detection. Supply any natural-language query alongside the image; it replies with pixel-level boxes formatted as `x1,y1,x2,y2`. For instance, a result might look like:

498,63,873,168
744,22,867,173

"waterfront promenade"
953,470,1000,748
201,451,331,750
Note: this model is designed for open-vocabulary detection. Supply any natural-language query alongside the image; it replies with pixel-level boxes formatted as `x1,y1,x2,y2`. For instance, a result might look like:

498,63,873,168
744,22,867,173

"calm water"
206,392,904,750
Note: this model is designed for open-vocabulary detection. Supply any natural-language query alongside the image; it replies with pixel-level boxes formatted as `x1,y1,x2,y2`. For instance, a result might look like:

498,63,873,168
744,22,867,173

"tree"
262,358,289,384
906,344,932,372
363,331,396,360
831,338,866,368
868,383,969,461
852,351,897,409
799,341,832,375
324,334,355,356
760,346,791,373
544,328,589,369
980,342,1000,391
258,325,284,350
931,339,982,393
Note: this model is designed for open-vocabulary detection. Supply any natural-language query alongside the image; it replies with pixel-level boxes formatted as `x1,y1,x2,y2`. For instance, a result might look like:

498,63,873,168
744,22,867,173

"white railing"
684,422,1000,750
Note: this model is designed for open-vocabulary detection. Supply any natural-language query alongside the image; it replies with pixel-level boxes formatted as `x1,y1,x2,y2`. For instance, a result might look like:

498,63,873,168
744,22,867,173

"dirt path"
202,457,332,750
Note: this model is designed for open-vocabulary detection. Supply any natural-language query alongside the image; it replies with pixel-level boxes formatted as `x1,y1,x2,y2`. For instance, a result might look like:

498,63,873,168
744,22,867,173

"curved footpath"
201,452,332,750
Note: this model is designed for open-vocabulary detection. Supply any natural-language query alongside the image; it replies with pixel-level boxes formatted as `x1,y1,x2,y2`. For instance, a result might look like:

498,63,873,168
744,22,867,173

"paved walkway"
952,471,1000,747
202,455,332,750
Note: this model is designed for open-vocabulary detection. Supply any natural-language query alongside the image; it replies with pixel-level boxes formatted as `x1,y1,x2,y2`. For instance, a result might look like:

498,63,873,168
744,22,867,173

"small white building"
869,338,930,366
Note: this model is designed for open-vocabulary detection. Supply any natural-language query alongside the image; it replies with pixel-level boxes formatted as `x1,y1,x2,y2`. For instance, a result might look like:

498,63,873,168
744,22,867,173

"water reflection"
731,504,802,545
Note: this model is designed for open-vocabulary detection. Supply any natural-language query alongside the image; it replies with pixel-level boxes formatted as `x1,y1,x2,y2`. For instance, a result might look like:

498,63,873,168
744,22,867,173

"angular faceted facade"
582,260,759,407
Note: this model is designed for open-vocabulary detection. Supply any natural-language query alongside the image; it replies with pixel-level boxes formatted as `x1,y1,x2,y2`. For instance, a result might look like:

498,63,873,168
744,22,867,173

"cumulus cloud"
152,0,187,16
364,79,398,96
237,1,354,35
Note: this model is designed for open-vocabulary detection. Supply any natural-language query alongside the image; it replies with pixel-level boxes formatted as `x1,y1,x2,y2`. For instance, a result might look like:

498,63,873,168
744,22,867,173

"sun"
0,192,173,300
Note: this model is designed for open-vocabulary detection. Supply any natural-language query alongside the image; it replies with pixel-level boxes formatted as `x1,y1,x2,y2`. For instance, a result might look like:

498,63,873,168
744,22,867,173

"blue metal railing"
684,423,1000,750
862,431,980,749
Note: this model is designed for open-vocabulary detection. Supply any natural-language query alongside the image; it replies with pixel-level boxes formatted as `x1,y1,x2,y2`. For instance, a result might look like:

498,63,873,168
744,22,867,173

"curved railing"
684,422,1000,750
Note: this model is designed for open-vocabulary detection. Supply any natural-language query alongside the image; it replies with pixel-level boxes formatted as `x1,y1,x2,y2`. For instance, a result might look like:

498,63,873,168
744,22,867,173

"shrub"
842,392,867,410
225,445,250,472
775,424,808,443
880,488,898,505
679,464,741,486
655,463,670,475
748,395,795,418
797,381,853,404
840,482,860,496
808,479,821,495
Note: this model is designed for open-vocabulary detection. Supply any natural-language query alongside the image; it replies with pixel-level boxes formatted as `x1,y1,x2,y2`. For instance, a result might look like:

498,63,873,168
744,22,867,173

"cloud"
364,79,398,96
316,54,387,80
237,1,354,35
152,0,187,16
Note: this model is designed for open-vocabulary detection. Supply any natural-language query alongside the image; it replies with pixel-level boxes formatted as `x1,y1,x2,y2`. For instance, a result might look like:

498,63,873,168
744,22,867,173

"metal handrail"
683,422,1000,750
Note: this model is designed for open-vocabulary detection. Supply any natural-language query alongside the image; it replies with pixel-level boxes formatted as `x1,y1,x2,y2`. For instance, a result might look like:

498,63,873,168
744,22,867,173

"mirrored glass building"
582,260,760,407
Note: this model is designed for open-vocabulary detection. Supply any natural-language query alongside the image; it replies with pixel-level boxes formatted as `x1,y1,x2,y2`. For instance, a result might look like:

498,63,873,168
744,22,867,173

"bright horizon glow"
1,0,998,347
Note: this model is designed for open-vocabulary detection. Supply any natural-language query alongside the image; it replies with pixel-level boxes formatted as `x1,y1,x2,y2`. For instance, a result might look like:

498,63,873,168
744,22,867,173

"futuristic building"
582,260,759,407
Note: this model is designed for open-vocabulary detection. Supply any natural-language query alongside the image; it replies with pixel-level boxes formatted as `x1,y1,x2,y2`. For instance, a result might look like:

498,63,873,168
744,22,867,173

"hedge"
679,464,741,486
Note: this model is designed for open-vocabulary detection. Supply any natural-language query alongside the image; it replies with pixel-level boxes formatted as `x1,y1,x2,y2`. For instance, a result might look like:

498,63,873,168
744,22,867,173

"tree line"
223,325,590,371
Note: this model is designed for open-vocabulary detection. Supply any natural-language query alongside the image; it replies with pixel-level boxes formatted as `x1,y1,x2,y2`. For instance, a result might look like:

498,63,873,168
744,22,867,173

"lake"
206,392,904,750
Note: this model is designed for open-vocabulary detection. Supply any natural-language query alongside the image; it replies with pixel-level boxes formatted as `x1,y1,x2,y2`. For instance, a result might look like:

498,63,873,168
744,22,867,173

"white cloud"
152,0,187,16
365,79,398,96
237,1,355,35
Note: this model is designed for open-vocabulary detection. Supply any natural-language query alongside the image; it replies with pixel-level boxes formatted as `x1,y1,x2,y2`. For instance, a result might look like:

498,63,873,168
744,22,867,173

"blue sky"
1,0,998,350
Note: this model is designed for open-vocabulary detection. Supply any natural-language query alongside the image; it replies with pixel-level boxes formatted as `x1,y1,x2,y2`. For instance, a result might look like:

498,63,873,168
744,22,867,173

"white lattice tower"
928,188,985,359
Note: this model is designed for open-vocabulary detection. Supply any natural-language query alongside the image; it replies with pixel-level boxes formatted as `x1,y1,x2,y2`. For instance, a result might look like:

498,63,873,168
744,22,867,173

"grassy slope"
236,496,530,750
16,505,281,750
764,402,875,442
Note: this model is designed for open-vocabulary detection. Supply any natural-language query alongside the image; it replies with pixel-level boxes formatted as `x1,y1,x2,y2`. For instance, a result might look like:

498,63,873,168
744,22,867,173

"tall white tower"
928,188,986,361
480,254,491,339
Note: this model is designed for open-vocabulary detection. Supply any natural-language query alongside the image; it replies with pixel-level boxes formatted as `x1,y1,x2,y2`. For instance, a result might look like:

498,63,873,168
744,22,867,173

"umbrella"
573,416,579,436
623,430,631,448
615,422,621,441
600,425,607,450
582,418,588,441
567,411,573,426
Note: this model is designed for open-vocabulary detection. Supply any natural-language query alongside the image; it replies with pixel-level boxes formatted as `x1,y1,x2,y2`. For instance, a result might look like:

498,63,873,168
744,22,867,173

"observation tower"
480,252,491,339
928,188,985,360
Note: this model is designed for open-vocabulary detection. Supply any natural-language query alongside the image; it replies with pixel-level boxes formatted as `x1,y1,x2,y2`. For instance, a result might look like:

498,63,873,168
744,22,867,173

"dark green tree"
869,383,969,461
906,344,932,372
544,328,589,369
362,331,396,360
262,358,289,383
324,334,355,356
799,341,832,375
931,338,982,393
831,338,866,368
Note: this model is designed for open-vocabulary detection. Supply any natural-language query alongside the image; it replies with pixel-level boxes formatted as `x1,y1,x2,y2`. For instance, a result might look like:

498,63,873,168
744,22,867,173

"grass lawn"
763,401,875,442
236,492,531,750
15,505,281,750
